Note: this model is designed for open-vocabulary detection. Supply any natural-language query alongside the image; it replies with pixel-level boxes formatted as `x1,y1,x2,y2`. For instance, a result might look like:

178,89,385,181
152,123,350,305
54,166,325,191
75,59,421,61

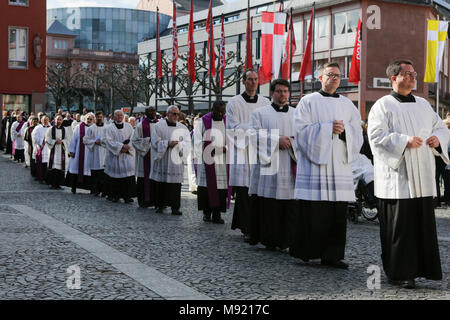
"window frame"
8,26,28,70
8,0,29,7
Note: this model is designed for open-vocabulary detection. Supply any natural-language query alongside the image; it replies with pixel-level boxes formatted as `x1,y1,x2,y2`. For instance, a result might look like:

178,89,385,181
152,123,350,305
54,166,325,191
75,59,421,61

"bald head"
114,110,124,123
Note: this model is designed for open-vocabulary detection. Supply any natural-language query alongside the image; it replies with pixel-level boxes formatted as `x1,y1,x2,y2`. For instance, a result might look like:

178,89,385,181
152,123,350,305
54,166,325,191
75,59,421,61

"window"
98,63,105,70
54,40,67,49
315,16,330,39
8,27,27,68
81,62,89,69
9,0,28,6
333,10,360,35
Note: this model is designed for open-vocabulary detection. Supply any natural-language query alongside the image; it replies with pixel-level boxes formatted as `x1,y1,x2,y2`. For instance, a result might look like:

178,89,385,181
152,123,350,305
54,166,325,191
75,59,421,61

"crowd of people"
0,60,448,290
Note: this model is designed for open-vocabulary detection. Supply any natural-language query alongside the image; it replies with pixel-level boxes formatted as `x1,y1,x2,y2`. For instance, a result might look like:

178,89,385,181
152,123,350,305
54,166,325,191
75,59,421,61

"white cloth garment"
45,126,69,170
67,124,91,176
193,118,227,189
294,92,363,202
22,122,31,166
11,121,25,150
83,123,106,170
368,95,450,199
32,124,50,162
250,105,297,200
131,121,157,178
226,94,271,187
150,120,191,183
351,153,374,189
104,122,135,178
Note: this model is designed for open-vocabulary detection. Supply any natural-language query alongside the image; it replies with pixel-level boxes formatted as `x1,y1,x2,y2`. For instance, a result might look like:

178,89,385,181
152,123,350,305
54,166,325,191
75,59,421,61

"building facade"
138,0,450,118
47,7,171,54
1,0,47,116
46,21,139,114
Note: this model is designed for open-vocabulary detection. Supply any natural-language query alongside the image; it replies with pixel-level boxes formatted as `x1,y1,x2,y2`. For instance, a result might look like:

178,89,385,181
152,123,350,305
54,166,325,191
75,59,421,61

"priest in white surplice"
24,117,39,177
66,113,95,193
11,113,26,163
226,69,271,242
151,106,191,215
131,106,159,208
368,60,449,289
249,79,298,250
291,62,363,269
193,101,228,224
45,115,69,189
32,115,51,183
104,110,136,203
83,111,107,197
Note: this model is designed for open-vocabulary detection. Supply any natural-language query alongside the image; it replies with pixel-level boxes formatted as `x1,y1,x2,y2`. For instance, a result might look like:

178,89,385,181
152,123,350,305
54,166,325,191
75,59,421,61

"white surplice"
45,126,69,170
131,121,157,178
32,124,50,162
193,118,227,189
368,95,450,199
67,124,91,175
103,122,135,178
294,92,363,202
83,123,106,170
226,94,271,187
250,105,297,200
11,121,25,150
150,120,191,184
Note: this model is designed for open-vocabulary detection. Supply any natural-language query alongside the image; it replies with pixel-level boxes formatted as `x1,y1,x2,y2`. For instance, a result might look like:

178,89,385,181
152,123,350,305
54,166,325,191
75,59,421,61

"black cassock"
378,197,442,281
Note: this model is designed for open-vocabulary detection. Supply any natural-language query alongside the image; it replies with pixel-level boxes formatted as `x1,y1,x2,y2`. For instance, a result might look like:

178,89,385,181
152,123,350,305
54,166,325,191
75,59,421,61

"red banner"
206,0,216,76
188,0,196,83
172,3,178,77
349,18,362,84
299,10,313,82
245,1,252,71
219,15,226,87
156,9,162,79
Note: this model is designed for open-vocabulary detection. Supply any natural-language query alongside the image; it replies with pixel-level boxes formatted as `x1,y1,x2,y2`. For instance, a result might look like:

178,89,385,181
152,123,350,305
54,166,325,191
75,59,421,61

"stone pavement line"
9,204,213,300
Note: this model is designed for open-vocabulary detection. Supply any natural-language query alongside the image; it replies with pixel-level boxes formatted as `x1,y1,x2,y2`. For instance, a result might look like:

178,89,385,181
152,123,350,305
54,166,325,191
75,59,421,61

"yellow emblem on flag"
424,20,448,83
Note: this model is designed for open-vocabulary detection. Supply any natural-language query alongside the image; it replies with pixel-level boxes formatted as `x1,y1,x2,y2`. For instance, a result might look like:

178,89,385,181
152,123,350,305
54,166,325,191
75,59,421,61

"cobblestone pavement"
0,154,449,300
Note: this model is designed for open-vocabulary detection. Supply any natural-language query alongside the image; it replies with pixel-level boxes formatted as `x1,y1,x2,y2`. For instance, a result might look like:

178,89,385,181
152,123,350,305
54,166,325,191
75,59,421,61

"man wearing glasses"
291,62,363,269
368,60,448,289
226,69,271,243
151,105,191,215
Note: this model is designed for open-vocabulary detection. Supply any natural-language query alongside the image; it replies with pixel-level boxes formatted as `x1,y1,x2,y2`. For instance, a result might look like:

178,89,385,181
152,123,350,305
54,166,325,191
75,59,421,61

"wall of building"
0,0,47,114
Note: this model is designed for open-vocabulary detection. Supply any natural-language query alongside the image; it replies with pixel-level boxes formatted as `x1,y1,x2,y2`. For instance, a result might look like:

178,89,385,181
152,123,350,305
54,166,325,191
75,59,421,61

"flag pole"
155,7,159,111
208,2,213,111
289,7,293,106
436,15,440,115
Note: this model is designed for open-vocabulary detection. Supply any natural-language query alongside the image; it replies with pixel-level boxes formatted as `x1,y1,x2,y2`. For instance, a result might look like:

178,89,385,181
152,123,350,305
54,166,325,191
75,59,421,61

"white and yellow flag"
424,20,449,83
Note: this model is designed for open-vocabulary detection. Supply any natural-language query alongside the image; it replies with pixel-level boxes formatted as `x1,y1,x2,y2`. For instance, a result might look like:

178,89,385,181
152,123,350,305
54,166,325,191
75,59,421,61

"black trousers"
231,187,251,235
378,197,442,281
290,200,348,262
30,157,37,177
106,175,136,199
136,177,157,207
36,162,48,182
154,181,181,211
91,169,106,195
197,186,227,213
47,169,65,188
14,149,25,162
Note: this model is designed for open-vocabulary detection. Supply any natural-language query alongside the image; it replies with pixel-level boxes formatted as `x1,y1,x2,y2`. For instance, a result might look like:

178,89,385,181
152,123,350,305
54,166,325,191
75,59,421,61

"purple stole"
77,123,86,183
142,118,158,202
16,120,25,132
202,112,231,209
48,126,66,170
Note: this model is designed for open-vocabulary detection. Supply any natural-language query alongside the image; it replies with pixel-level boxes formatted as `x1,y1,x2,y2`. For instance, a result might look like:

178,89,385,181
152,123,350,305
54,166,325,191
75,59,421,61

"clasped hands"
407,136,439,149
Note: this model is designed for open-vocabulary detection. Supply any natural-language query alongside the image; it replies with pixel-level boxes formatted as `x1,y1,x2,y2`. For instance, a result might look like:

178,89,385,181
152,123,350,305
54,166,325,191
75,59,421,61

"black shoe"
191,190,197,195
401,279,416,289
138,202,150,208
156,207,164,213
243,234,252,243
321,259,349,269
265,246,276,251
211,217,224,224
123,198,133,204
203,213,211,222
171,211,182,215
106,196,113,201
387,278,403,286
112,197,119,203
101,193,107,198
71,187,76,194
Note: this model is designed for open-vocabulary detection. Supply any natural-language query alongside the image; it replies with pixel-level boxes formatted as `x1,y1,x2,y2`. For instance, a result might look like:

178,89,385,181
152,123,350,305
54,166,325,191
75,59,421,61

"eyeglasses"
399,71,418,78
325,73,342,79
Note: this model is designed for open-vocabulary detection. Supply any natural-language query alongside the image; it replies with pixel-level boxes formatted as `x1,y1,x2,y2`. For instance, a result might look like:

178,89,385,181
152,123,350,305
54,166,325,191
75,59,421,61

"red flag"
156,8,162,79
172,3,178,77
219,15,226,87
281,14,296,80
245,1,252,70
349,18,362,84
205,0,216,76
299,10,313,82
187,0,196,83
259,12,286,85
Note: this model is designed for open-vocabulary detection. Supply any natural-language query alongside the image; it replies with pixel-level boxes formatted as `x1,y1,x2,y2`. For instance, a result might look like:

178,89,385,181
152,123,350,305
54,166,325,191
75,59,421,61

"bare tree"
46,62,81,110
78,66,108,113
